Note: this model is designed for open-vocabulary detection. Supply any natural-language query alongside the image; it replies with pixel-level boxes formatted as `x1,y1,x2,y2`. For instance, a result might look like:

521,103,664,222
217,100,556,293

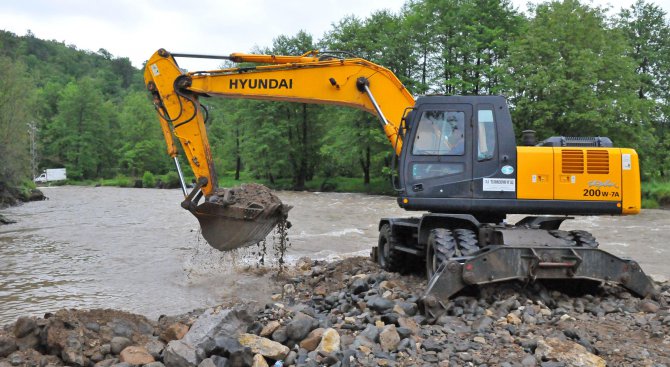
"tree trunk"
235,126,241,180
294,104,308,190
359,145,371,185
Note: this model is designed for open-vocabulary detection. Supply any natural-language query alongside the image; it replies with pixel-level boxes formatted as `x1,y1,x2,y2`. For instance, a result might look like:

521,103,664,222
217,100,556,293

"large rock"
379,325,400,352
397,317,419,336
252,354,269,367
299,328,324,351
145,339,166,359
164,307,252,366
260,321,281,337
119,346,155,365
13,317,37,338
238,333,289,360
163,340,198,367
0,335,17,358
471,316,494,332
535,338,606,367
285,312,317,341
161,323,189,342
316,328,340,354
111,337,133,355
61,334,86,366
367,296,395,313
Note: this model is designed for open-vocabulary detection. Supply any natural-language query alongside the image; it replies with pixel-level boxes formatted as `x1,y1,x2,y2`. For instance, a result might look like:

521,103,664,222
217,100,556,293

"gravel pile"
1,257,668,367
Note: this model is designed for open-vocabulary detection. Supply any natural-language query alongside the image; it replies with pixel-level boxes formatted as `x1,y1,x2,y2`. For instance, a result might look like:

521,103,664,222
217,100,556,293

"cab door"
401,103,473,199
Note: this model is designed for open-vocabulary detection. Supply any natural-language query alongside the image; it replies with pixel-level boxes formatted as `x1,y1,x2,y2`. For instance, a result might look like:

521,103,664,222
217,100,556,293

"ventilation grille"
587,150,609,174
562,150,584,174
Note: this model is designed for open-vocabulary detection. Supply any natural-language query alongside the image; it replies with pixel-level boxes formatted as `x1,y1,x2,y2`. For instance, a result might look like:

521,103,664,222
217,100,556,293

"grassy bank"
641,180,670,209
62,172,396,196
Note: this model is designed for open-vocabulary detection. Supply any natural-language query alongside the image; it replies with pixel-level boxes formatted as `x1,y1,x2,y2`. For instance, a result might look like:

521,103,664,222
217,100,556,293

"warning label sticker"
483,178,516,192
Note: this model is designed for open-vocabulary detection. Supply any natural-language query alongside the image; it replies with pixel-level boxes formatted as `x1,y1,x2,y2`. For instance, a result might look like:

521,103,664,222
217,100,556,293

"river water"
1,186,668,325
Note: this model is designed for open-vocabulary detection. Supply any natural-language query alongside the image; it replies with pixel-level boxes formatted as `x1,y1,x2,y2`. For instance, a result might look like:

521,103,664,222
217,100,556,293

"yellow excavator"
144,49,656,318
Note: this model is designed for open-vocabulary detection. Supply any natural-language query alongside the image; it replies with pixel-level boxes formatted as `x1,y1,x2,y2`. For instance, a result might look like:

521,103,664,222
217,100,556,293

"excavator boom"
144,49,414,249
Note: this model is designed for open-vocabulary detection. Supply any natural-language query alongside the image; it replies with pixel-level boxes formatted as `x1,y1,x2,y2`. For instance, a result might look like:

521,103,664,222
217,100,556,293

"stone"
506,313,522,325
62,347,86,366
164,306,252,365
13,317,36,338
94,359,120,367
160,323,189,342
379,325,400,352
198,359,217,367
144,363,166,367
299,328,324,351
145,339,166,359
286,312,317,341
296,257,312,271
252,354,269,367
638,300,660,313
397,317,419,336
535,338,606,367
16,334,39,350
0,336,17,358
211,334,245,357
473,336,486,344
350,279,369,294
521,354,537,366
381,313,400,326
111,337,133,355
471,316,494,332
163,340,198,367
367,296,395,313
421,339,442,352
271,326,288,344
396,327,412,340
457,352,473,362
210,355,229,367
238,333,290,360
284,350,298,366
119,346,155,365
112,320,135,338
316,328,340,354
260,321,281,337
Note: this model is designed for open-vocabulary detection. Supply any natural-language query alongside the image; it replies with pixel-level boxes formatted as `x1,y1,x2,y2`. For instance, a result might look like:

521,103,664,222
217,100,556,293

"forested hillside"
1,0,669,203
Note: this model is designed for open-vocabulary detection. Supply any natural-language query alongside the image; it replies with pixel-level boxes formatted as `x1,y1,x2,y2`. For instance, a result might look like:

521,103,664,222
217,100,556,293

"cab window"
412,111,465,156
477,109,496,161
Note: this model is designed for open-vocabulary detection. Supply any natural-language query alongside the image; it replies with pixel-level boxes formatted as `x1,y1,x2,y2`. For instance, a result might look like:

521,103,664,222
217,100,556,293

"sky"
1,0,669,71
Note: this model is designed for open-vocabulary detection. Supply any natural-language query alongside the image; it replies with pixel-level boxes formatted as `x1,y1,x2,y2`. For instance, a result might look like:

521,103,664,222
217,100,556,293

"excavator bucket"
187,183,291,251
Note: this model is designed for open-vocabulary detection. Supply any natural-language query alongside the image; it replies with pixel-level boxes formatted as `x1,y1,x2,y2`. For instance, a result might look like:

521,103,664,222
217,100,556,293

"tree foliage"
0,57,33,187
1,0,669,191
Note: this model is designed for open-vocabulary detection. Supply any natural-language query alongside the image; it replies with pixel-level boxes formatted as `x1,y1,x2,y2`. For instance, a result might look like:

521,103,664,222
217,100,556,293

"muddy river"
1,186,669,325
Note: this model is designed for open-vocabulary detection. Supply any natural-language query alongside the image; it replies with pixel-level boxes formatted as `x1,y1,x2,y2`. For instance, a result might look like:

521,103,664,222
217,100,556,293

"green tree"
617,0,670,178
117,91,170,176
407,0,522,95
506,0,651,151
0,57,34,186
43,78,117,179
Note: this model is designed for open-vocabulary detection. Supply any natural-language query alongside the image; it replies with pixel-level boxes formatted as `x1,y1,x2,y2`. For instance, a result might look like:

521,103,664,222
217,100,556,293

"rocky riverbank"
1,257,669,367
0,183,45,211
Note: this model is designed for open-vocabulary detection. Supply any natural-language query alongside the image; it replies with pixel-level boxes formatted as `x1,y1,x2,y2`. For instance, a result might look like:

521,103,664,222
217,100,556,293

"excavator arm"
144,49,415,249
